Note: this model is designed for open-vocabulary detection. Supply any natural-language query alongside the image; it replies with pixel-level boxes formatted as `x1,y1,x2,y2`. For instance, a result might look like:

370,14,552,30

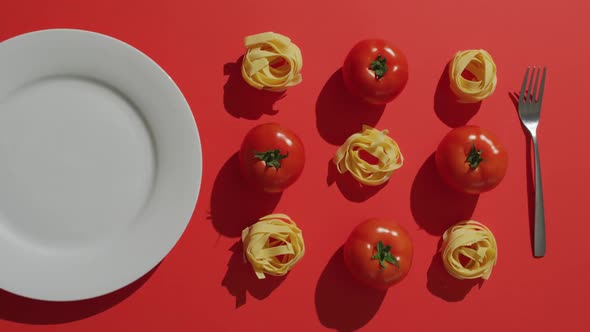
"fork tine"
519,67,530,105
531,66,541,102
527,67,537,102
537,67,547,105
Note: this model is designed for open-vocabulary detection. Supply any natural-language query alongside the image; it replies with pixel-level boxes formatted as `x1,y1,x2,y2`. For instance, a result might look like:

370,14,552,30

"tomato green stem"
371,240,400,270
370,55,388,80
465,143,484,169
253,149,288,169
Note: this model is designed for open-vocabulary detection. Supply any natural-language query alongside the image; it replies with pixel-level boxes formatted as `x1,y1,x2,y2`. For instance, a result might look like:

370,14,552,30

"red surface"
1,0,589,331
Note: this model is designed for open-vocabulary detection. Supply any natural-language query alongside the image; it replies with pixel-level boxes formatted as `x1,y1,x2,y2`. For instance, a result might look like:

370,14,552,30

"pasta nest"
242,214,305,279
241,32,303,92
440,220,498,280
449,49,497,103
333,125,404,186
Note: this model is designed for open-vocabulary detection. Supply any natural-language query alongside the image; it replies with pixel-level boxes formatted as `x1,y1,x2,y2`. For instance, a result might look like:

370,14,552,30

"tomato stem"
371,240,400,270
369,55,388,80
253,149,288,169
465,143,484,169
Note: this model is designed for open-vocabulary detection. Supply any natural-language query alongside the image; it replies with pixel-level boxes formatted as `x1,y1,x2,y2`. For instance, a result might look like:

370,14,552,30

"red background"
1,0,589,331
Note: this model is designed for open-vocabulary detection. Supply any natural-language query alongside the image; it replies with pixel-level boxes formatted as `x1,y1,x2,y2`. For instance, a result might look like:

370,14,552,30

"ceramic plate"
0,29,201,301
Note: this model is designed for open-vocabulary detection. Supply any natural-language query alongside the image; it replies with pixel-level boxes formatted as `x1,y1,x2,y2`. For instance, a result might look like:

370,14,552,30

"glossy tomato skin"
343,218,413,289
342,39,409,105
239,123,305,193
435,125,508,195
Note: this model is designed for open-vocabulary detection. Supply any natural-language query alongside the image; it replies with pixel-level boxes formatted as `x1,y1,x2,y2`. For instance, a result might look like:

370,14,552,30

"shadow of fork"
509,92,536,255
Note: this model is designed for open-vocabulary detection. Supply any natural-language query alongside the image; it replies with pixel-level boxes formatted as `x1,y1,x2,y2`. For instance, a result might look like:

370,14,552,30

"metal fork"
517,66,547,257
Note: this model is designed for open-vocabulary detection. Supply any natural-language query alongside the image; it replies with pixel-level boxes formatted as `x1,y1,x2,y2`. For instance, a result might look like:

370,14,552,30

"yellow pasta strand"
242,214,305,279
241,32,303,92
440,220,498,280
449,49,497,103
333,125,404,186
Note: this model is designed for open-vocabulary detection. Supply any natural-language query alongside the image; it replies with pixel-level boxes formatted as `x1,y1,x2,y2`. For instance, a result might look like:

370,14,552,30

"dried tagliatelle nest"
333,125,404,186
242,214,305,279
241,32,303,92
449,49,497,103
440,220,498,280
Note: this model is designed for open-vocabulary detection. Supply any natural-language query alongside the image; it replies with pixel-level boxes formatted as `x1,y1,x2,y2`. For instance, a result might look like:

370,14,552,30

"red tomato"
435,125,508,194
343,218,413,289
239,123,305,193
342,39,409,105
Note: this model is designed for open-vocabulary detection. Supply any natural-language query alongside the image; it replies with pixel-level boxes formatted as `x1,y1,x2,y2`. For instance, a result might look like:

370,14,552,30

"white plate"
0,29,202,301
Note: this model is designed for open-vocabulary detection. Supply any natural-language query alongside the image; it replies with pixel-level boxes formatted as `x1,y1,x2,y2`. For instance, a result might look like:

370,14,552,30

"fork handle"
532,135,546,257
